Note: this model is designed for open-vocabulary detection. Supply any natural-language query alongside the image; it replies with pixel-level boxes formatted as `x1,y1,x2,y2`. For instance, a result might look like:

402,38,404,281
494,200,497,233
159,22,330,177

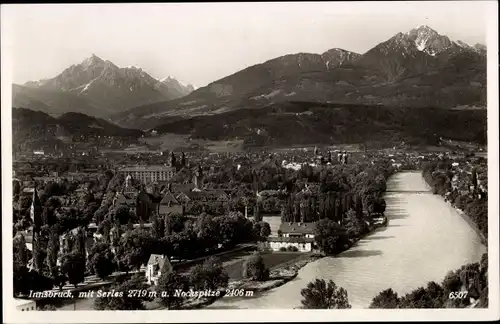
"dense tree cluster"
13,172,108,296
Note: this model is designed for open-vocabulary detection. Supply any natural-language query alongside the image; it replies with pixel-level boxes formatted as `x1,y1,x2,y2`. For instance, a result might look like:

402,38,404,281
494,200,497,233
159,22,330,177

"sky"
2,2,490,88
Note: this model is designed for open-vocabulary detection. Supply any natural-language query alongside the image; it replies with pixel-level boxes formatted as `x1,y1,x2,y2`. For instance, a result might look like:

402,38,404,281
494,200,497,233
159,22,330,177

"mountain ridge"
14,54,194,117
110,25,486,129
12,107,144,153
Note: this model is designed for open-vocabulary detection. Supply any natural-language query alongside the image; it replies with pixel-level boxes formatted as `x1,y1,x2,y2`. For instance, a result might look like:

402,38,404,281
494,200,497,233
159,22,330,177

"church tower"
193,164,204,190
170,151,177,168
181,152,186,168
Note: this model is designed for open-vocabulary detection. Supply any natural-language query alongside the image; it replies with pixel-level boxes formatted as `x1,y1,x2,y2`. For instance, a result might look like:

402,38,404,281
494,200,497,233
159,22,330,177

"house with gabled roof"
158,191,183,217
261,222,322,252
146,254,173,285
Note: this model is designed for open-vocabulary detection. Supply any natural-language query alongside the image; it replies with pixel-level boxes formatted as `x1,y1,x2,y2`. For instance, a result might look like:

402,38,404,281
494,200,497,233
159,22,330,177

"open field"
138,133,245,153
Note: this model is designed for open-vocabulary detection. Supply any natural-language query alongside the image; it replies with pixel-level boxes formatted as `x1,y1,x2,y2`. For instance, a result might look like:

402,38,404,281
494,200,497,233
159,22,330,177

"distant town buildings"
117,165,176,183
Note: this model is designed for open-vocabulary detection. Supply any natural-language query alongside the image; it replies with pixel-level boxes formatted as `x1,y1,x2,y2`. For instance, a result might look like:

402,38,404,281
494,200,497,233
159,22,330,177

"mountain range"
108,25,486,130
12,25,487,148
12,54,195,118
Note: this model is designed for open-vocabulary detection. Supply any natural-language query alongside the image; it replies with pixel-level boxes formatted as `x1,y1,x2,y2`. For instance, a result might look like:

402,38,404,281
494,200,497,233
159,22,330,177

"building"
263,236,315,252
262,222,318,252
168,165,230,211
117,165,176,183
279,222,316,239
146,254,173,285
15,299,38,311
176,189,230,204
158,191,183,217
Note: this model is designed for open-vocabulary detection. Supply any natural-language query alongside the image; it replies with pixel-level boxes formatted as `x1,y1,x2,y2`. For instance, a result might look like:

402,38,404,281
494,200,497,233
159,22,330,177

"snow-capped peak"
82,54,104,67
406,25,454,56
415,24,432,30
126,65,142,71
160,76,175,82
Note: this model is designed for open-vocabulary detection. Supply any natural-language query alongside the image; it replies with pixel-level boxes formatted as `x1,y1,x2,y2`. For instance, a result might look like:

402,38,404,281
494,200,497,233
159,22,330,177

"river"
208,171,487,309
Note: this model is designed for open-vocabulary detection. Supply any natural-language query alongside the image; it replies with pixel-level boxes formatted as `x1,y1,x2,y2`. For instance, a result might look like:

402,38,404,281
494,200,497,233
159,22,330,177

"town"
13,144,488,310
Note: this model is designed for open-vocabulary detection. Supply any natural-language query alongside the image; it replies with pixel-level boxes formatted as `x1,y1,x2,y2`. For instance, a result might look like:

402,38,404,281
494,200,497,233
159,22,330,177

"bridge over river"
208,171,486,309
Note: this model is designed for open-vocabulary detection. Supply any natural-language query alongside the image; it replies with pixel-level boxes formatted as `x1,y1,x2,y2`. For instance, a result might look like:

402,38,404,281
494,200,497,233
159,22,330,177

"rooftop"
160,191,180,205
119,165,175,172
267,236,315,243
279,222,317,234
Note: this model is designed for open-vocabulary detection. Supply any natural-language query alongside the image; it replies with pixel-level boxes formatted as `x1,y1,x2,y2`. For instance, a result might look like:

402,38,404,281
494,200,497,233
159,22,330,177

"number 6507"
449,291,468,299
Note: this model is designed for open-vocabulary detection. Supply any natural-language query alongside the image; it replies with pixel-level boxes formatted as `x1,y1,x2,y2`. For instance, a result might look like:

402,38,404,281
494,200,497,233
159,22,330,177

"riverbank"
234,253,323,292
453,205,487,246
421,174,487,246
201,172,486,309
188,253,323,309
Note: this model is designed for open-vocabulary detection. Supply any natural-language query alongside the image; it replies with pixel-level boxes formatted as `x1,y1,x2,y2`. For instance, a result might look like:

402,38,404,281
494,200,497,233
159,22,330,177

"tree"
152,214,165,240
88,242,116,279
74,227,87,260
300,279,351,309
32,236,48,273
112,206,133,226
314,218,350,255
60,251,85,288
252,222,262,239
157,271,189,309
94,275,152,310
107,173,124,192
242,252,269,281
13,234,30,268
116,228,154,271
44,182,61,198
13,180,21,196
52,266,67,291
14,266,54,296
97,218,112,243
373,197,386,215
45,228,60,277
259,221,271,238
399,282,445,308
344,209,367,239
194,213,219,252
189,257,229,292
369,288,400,308
166,213,187,234
471,168,478,191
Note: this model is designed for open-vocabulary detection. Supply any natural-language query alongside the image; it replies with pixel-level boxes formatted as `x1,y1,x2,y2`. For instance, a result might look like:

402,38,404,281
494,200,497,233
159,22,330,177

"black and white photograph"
1,1,498,322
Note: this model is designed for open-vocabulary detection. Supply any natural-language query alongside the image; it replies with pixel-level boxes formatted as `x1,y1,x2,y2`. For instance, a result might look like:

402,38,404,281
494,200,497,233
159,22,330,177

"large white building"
262,222,318,252
117,165,176,183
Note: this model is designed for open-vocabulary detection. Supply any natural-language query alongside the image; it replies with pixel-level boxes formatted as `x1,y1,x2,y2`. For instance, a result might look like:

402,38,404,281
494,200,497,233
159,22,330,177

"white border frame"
2,1,499,322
